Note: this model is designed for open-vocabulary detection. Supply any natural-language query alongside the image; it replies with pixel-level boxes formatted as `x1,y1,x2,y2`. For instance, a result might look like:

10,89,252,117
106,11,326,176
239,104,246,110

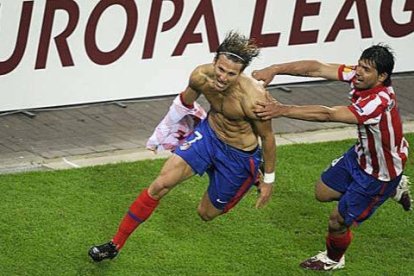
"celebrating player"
89,31,276,262
253,44,411,271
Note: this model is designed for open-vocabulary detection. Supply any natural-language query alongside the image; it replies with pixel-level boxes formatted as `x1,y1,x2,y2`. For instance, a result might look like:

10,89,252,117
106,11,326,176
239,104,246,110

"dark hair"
360,44,395,86
215,31,260,71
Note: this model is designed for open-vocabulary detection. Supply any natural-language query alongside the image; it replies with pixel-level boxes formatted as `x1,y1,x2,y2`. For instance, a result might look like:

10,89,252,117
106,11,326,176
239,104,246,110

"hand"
252,67,275,86
147,147,158,154
255,181,273,209
253,99,284,120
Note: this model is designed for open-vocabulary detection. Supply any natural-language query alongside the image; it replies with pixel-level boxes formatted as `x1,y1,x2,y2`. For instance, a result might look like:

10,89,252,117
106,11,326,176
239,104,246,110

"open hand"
253,99,284,120
255,181,273,209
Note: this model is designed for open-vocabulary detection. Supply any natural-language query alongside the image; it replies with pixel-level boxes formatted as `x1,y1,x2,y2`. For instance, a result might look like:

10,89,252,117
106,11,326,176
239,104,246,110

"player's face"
354,59,386,90
213,55,243,92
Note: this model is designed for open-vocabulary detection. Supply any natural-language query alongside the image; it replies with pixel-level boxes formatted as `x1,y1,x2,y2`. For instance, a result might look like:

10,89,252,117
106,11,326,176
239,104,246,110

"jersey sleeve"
348,93,390,125
338,64,356,83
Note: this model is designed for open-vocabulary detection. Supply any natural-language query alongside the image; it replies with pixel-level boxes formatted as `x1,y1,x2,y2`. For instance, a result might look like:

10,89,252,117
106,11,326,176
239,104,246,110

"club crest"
179,142,191,150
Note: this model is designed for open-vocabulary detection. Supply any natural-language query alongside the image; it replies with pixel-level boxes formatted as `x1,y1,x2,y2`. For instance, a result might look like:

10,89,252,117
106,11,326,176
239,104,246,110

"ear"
378,72,388,84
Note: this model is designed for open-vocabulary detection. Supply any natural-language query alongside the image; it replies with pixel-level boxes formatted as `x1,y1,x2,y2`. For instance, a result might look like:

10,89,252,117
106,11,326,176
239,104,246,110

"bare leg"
148,154,195,199
314,179,342,202
197,191,223,221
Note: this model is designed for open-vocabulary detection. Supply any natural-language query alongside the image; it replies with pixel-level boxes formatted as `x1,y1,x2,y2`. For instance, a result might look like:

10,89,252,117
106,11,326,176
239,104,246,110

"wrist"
263,172,275,184
281,104,293,117
179,93,194,109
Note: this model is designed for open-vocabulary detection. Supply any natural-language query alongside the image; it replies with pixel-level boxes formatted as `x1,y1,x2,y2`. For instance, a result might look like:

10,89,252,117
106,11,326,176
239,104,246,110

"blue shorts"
321,147,401,226
174,119,262,211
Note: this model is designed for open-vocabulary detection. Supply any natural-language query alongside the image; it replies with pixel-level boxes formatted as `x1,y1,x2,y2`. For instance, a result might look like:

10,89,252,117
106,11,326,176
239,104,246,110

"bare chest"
203,89,246,120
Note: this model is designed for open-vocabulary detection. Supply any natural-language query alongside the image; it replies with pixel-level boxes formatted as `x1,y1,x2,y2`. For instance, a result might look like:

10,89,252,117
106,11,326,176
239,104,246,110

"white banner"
0,0,413,112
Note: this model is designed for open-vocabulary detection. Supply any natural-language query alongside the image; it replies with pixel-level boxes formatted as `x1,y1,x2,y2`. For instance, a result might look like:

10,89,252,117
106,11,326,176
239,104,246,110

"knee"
197,207,215,222
314,181,325,202
314,187,329,202
328,212,346,233
314,191,325,202
148,177,171,200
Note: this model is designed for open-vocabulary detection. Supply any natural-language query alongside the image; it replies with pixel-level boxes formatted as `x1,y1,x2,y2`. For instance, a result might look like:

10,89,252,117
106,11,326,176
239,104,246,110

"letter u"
0,1,33,76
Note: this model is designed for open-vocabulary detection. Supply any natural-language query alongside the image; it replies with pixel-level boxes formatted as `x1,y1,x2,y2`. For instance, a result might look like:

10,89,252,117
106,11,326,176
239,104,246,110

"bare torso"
193,64,264,151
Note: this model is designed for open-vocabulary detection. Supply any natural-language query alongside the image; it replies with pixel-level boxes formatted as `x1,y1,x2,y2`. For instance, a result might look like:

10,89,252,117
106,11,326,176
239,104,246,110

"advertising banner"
0,0,413,112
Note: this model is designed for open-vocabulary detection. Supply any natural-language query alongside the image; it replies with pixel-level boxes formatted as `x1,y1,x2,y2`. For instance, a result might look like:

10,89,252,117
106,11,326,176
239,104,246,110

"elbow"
323,112,334,122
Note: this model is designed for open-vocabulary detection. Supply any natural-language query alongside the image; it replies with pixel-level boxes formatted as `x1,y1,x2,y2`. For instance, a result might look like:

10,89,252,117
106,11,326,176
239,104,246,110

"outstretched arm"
254,100,358,124
252,60,341,86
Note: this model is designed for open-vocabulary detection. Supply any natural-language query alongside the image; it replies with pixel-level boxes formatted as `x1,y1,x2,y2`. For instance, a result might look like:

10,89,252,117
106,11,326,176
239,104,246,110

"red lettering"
85,0,137,65
250,0,280,47
289,0,320,45
143,0,183,59
0,1,33,76
172,0,219,56
325,0,372,42
35,0,79,69
381,0,414,37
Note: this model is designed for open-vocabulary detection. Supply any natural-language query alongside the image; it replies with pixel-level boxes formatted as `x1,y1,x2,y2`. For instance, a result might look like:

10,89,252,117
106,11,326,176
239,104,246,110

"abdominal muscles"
208,112,258,151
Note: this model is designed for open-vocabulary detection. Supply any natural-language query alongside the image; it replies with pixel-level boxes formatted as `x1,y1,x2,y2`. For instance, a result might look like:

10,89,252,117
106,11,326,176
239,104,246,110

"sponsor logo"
179,131,203,150
386,99,395,112
216,198,228,204
179,142,191,151
324,264,336,271
343,65,353,73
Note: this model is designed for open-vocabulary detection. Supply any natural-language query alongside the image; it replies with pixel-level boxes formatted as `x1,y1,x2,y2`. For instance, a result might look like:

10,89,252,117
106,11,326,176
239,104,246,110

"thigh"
174,129,212,176
338,174,401,226
148,154,194,199
321,151,355,194
207,154,259,212
315,179,343,202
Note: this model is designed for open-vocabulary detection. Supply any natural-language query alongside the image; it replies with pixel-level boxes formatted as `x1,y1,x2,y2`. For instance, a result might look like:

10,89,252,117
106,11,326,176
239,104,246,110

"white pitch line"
62,157,80,168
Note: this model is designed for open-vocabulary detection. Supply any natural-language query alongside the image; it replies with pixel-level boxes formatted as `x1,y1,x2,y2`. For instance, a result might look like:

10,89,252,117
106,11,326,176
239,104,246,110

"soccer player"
252,44,411,271
89,32,276,262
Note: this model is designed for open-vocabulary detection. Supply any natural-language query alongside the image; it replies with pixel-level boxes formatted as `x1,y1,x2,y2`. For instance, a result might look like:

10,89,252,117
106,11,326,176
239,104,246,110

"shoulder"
189,63,213,89
239,74,268,102
238,74,269,118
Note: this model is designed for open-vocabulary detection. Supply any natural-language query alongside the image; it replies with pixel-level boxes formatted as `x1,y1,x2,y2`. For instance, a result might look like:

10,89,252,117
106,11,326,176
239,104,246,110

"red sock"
112,189,159,250
326,228,353,262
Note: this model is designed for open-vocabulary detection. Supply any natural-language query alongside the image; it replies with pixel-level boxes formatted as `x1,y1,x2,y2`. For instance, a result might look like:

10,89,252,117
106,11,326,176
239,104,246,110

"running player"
89,31,276,262
253,44,411,271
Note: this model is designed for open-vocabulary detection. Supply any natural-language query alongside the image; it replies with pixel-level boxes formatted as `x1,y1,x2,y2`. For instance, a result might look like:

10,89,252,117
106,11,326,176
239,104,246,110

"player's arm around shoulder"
244,79,277,208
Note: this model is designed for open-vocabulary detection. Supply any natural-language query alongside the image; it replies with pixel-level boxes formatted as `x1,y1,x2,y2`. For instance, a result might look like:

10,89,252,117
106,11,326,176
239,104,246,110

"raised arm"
252,60,342,86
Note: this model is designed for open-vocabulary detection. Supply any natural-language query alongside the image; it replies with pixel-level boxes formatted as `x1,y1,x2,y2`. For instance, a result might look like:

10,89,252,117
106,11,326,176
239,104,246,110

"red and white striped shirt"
339,65,409,181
